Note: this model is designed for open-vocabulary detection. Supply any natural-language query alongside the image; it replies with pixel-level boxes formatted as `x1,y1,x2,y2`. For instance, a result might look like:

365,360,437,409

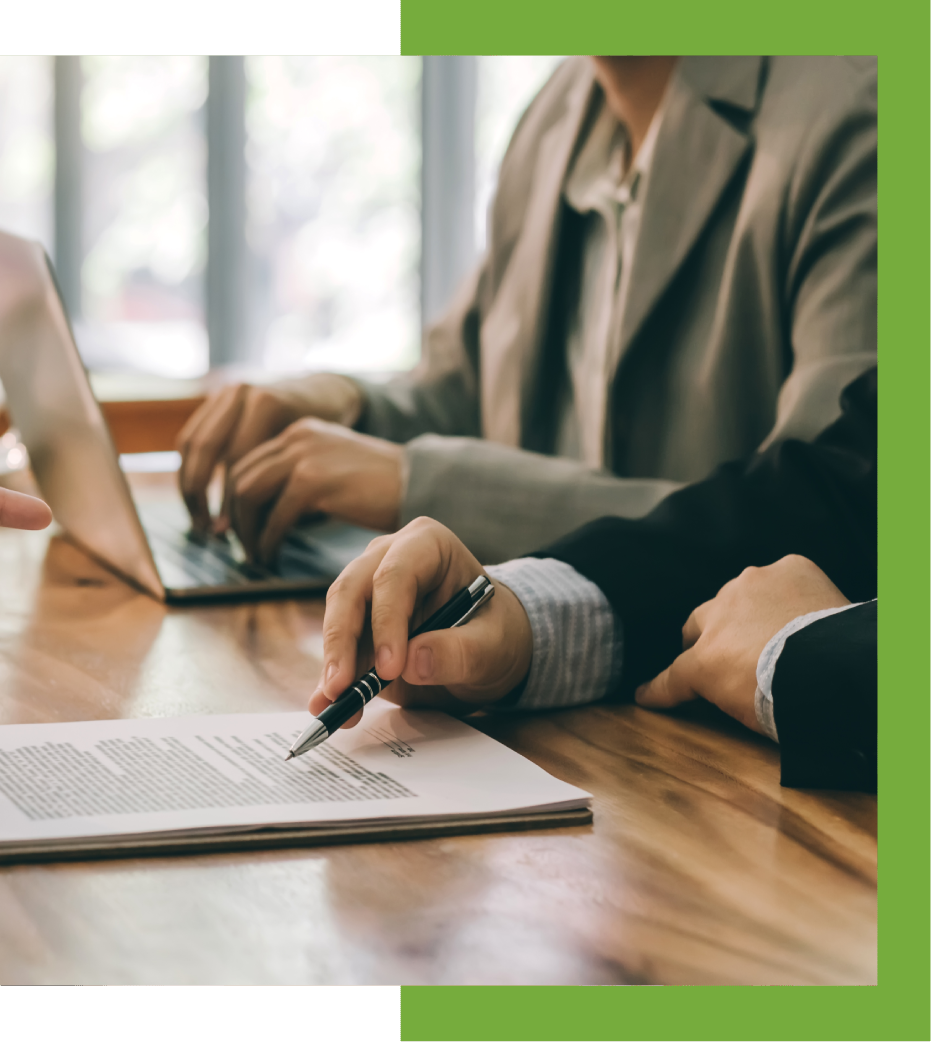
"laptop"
0,230,378,602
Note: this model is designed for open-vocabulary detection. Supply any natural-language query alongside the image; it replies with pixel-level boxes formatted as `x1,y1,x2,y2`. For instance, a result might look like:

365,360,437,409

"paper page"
0,700,590,847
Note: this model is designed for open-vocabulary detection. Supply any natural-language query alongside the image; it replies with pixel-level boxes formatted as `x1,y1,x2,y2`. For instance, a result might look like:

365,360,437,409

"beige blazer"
357,56,877,562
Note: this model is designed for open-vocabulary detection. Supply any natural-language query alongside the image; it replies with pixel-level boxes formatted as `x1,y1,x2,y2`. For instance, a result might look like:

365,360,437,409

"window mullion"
421,55,477,329
53,55,83,320
206,55,248,368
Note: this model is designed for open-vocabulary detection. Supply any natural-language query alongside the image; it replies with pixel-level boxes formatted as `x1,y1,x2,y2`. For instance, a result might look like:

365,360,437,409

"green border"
400,1,930,1039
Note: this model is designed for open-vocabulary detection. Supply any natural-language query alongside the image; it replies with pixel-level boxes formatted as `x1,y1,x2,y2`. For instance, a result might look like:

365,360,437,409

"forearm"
770,600,877,792
535,368,877,695
265,372,365,426
352,370,482,444
403,436,682,563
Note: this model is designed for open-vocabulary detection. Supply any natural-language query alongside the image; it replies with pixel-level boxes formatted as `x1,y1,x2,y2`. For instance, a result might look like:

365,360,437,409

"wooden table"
0,474,877,985
0,373,207,454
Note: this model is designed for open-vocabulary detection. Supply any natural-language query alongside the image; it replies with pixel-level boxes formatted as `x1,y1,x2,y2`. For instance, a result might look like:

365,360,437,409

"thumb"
635,647,701,709
402,628,477,688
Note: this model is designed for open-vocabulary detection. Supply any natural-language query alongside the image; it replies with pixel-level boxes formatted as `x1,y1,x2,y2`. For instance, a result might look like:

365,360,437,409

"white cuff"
754,601,869,742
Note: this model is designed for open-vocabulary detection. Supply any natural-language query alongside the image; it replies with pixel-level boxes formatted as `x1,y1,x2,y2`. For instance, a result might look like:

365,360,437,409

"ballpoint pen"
285,575,495,760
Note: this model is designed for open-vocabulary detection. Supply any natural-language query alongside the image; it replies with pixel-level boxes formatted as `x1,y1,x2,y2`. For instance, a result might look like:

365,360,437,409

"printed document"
0,700,591,858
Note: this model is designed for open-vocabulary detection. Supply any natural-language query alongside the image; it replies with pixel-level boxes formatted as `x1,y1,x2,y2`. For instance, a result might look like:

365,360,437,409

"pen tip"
284,751,294,761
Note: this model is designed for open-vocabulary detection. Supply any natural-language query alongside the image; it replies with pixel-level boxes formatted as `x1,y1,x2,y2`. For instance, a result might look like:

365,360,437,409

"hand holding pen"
295,519,534,754
288,574,495,758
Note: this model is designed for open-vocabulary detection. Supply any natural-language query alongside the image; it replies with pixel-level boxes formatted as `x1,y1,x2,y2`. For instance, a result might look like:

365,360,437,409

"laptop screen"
0,231,164,599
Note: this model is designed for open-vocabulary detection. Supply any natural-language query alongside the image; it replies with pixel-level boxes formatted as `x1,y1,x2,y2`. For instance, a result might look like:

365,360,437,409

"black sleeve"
533,367,877,697
772,600,876,792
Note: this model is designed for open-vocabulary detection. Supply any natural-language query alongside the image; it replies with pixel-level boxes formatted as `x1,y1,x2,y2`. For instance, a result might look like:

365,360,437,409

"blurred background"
0,55,563,382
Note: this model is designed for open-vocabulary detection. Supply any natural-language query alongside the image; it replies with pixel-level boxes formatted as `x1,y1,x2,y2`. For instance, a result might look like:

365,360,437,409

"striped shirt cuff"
485,558,623,711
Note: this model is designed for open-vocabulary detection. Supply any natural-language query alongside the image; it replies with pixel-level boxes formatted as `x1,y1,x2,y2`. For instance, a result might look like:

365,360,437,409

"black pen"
285,575,495,761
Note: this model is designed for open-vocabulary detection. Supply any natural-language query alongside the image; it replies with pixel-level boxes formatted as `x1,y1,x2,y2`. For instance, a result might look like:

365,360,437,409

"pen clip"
451,582,495,628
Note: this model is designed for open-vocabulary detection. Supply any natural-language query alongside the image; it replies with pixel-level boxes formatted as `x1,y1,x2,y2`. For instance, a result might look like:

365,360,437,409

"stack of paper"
0,700,592,861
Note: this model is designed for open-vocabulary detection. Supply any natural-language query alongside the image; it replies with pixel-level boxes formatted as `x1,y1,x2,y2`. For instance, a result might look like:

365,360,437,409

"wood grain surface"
0,475,877,985
1,394,205,454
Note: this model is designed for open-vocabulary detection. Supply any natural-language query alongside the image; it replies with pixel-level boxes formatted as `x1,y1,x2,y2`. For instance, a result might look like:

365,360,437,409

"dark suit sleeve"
533,368,877,697
772,601,876,792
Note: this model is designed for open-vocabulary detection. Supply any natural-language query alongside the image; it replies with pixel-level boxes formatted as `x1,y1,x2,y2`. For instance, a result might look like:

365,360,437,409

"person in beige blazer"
177,56,877,565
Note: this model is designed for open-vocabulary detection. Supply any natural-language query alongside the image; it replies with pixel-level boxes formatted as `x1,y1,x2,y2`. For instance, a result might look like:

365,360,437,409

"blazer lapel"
615,56,763,365
480,66,597,446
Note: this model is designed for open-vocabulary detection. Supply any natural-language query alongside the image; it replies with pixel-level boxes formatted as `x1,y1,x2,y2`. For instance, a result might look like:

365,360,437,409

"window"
79,56,208,378
0,56,565,381
246,57,421,375
0,58,53,250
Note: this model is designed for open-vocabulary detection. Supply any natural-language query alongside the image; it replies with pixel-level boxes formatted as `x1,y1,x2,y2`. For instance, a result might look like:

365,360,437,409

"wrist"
311,431,404,532
274,373,364,427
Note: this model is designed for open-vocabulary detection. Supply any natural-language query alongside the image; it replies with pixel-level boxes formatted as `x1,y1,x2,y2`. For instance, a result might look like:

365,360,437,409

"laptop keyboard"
139,505,271,589
137,498,378,593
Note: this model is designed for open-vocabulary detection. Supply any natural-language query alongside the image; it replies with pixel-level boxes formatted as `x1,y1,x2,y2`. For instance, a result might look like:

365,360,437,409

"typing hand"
226,418,404,565
176,374,363,533
635,555,850,733
309,517,533,729
0,487,52,530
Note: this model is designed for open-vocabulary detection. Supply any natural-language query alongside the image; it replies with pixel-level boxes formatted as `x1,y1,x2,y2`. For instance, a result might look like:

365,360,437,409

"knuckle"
232,474,258,502
732,566,759,591
320,612,344,641
293,459,316,483
372,555,407,593
291,416,324,439
366,533,395,555
280,420,306,444
781,553,809,570
188,431,217,454
325,573,350,605
356,547,390,578
406,515,441,536
368,599,397,632
201,387,232,411
320,625,348,660
249,386,275,408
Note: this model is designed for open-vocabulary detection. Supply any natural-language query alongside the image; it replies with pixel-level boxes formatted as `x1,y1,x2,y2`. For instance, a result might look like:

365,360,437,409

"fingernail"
376,645,391,673
325,662,337,685
414,646,433,681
